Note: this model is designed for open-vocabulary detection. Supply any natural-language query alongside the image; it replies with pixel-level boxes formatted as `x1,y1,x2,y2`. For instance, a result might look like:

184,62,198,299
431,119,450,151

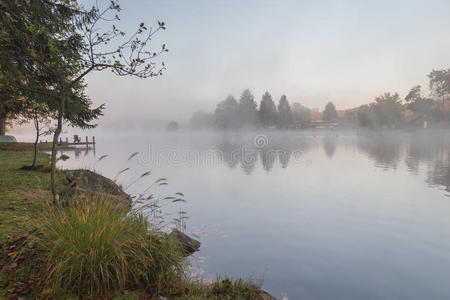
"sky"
79,0,450,127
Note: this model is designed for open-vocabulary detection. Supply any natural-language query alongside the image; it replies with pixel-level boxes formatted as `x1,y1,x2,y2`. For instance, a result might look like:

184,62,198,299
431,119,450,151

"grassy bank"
0,148,64,242
0,145,270,299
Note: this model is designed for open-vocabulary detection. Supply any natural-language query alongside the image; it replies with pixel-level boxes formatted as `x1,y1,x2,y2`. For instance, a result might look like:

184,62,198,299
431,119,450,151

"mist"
4,0,450,299
46,0,450,130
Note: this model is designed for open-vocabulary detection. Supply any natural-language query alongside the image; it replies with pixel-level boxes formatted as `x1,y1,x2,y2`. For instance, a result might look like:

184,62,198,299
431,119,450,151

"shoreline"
0,143,277,299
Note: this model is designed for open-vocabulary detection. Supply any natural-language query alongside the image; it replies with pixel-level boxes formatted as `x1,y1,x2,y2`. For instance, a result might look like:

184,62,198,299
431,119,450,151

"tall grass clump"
23,196,185,297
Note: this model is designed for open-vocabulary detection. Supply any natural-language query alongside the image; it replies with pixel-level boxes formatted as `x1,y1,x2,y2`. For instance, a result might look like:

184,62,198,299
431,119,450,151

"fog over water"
66,0,450,125
5,0,450,299
14,129,450,300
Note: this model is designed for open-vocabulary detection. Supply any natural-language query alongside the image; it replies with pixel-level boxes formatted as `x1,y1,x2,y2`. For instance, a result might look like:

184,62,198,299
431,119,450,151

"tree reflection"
259,148,276,171
427,159,450,194
404,134,440,174
240,147,257,174
213,133,311,173
425,144,450,194
211,132,450,196
356,132,450,195
323,136,337,158
357,134,402,170
216,141,239,169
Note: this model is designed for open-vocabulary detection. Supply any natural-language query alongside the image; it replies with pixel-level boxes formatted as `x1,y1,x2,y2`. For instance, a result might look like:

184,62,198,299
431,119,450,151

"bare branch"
71,0,167,84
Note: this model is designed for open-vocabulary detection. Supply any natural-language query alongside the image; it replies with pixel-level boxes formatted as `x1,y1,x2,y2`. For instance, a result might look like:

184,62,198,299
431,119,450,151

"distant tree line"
190,89,320,130
190,68,450,130
346,68,450,129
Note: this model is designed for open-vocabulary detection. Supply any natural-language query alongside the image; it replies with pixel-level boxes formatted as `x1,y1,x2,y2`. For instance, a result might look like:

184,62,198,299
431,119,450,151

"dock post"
66,137,68,143
93,136,96,149
59,137,62,144
86,136,88,148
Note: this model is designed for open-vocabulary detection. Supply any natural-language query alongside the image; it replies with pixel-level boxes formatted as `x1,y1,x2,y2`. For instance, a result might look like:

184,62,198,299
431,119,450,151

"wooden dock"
40,136,96,147
59,136,95,147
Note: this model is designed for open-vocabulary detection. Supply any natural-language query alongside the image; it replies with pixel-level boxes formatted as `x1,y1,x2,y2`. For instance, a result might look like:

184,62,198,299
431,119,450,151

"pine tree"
238,89,258,127
259,91,277,127
277,95,292,128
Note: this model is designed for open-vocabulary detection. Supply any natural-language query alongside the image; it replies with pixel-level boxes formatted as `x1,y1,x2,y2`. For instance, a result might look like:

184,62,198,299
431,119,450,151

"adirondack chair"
74,135,81,143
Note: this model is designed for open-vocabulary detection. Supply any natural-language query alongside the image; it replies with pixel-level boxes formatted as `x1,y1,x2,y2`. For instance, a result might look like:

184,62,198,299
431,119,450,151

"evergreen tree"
0,0,104,167
277,95,292,128
1,0,168,199
259,91,277,127
238,89,258,127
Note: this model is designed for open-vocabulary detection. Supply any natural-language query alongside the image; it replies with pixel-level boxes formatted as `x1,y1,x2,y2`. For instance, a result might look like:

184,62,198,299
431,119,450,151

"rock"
169,229,201,256
59,154,70,161
64,169,131,208
257,289,278,300
0,135,17,144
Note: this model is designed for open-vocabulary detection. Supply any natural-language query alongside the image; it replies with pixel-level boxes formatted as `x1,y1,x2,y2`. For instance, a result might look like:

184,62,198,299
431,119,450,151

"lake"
53,130,450,300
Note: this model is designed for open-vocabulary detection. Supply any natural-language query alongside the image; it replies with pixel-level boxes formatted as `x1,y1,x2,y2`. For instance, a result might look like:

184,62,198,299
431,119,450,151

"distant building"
308,120,339,129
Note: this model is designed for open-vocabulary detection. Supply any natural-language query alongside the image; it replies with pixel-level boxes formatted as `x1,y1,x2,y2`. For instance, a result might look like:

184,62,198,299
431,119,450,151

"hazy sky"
80,0,450,126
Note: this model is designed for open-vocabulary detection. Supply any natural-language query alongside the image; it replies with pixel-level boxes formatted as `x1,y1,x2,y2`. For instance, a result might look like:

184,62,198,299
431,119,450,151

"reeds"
23,196,185,297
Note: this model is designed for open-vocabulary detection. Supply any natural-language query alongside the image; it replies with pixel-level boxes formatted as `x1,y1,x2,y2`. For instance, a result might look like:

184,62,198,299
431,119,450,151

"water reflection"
356,134,403,170
58,132,450,196
355,132,450,195
212,132,450,195
216,141,239,169
213,133,311,173
323,136,337,158
58,146,96,160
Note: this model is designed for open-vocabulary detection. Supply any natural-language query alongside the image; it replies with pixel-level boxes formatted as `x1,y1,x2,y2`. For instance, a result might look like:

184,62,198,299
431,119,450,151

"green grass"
0,147,66,243
19,196,185,297
0,147,67,298
0,149,52,243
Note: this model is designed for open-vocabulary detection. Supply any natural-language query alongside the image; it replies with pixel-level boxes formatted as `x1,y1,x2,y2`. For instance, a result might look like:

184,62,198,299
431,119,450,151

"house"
308,120,339,129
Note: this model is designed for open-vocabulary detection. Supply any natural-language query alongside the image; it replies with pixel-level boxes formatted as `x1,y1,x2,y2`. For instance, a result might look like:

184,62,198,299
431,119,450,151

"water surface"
54,130,450,300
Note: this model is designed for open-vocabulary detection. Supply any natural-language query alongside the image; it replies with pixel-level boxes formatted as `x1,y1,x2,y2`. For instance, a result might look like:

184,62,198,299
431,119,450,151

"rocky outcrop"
169,229,201,256
64,169,131,208
256,289,278,300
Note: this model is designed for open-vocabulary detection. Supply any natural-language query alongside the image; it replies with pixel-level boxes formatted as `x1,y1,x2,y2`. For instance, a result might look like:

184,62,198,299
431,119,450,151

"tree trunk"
32,115,40,168
51,95,65,202
0,109,6,135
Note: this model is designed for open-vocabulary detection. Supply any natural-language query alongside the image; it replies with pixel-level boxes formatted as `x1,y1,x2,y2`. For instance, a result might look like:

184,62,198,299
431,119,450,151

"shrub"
23,196,185,297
